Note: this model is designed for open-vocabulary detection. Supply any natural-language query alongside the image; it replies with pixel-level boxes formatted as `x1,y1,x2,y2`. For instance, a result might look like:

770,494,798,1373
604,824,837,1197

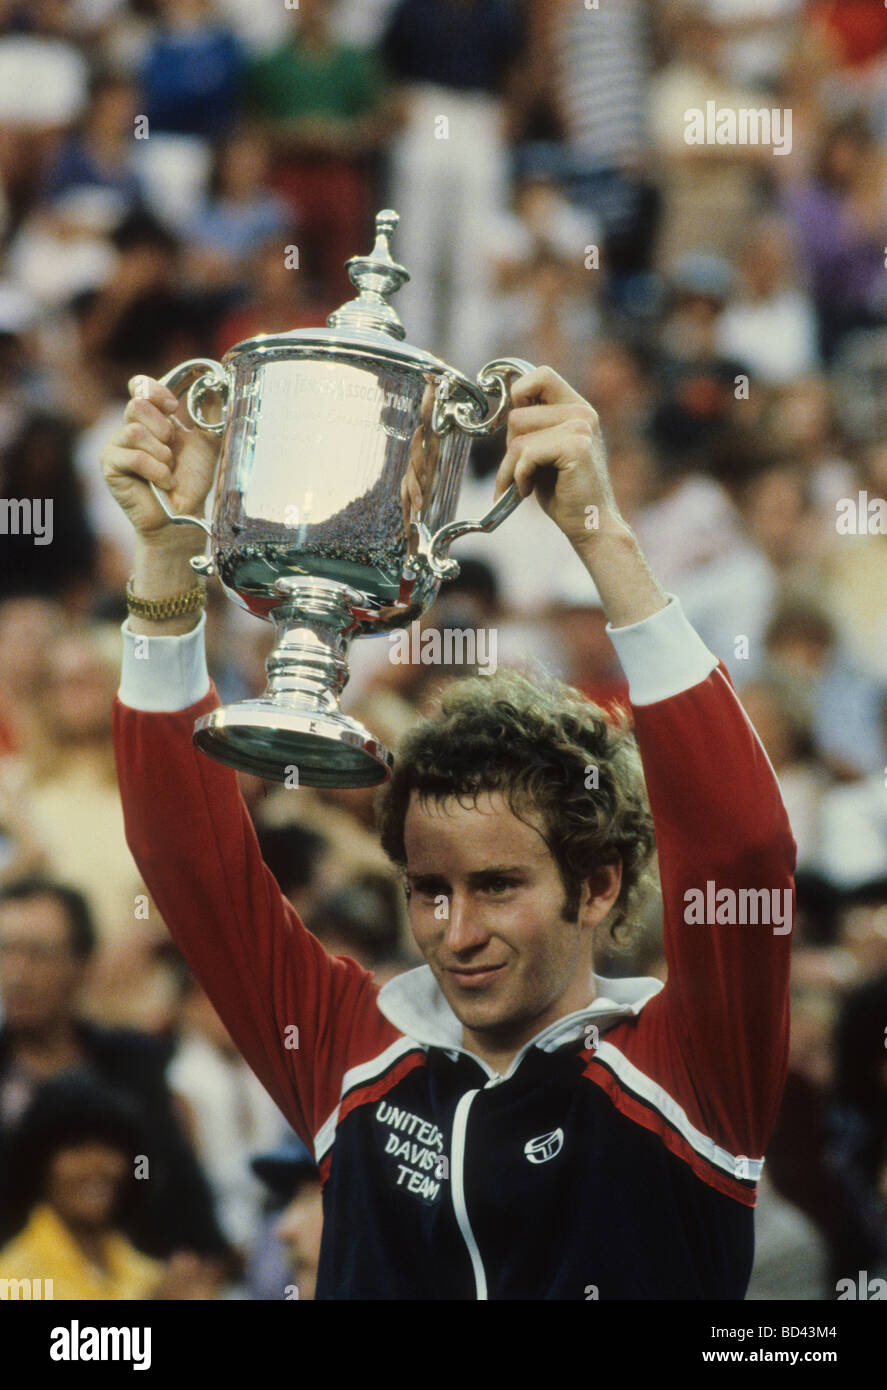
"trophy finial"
373,209,399,252
327,208,411,340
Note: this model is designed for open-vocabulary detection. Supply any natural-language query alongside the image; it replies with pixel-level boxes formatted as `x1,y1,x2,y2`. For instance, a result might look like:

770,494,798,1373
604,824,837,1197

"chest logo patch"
524,1128,564,1164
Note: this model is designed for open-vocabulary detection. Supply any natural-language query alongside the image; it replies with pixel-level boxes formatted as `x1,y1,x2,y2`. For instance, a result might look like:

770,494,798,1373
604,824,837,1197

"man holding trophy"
102,213,794,1299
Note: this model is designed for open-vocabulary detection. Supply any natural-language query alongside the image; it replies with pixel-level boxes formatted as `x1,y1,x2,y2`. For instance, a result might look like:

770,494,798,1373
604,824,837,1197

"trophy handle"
431,356,534,437
425,357,534,580
146,358,229,576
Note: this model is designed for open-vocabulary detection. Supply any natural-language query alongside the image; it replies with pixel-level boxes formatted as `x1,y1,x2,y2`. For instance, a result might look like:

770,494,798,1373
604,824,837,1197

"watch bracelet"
125,575,207,620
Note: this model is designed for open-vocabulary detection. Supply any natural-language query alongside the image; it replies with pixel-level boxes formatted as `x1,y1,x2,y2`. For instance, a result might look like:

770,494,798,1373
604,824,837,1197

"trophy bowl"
149,210,533,787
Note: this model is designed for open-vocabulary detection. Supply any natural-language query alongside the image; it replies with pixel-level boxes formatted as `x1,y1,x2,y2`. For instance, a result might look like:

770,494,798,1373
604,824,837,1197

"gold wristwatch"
125,576,207,621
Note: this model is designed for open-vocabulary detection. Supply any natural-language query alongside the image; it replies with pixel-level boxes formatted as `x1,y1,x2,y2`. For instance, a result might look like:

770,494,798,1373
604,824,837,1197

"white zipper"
451,1088,487,1300
447,1009,612,1298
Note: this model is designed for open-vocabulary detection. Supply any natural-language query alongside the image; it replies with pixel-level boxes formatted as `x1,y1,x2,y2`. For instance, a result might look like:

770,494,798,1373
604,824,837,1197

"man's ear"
579,860,623,930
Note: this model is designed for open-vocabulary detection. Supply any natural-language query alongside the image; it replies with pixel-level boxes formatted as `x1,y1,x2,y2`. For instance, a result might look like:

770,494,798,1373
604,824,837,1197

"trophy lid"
327,210,410,341
221,210,487,412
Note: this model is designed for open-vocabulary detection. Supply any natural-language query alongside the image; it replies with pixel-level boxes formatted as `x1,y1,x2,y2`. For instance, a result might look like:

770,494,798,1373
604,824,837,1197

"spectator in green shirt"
242,0,396,297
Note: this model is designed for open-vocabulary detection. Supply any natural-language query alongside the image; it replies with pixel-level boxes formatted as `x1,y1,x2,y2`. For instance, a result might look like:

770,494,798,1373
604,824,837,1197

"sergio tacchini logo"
524,1128,564,1164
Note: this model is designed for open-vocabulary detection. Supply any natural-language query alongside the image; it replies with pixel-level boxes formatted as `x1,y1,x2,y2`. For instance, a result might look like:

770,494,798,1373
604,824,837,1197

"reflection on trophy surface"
150,210,533,788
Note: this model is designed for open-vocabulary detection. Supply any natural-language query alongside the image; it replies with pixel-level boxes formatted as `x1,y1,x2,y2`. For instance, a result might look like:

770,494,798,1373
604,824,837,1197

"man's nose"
443,892,489,952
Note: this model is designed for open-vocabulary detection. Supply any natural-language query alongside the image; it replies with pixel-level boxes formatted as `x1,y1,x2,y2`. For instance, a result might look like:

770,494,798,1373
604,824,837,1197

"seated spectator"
139,0,244,140
780,113,887,362
738,675,829,876
0,1075,225,1299
248,1134,322,1302
824,970,887,1282
549,601,629,713
244,0,393,298
165,968,288,1254
0,284,47,452
255,823,333,925
831,879,887,981
0,876,229,1261
213,235,336,358
765,965,850,1283
7,188,120,311
717,215,821,385
310,873,411,978
0,0,90,221
42,70,145,214
0,759,47,889
77,210,205,392
0,596,64,758
20,627,146,966
630,455,776,678
183,129,293,295
739,466,826,585
819,700,887,890
764,600,887,779
0,1075,161,1299
0,414,97,605
489,246,602,382
576,339,656,445
821,438,887,682
699,0,803,93
487,153,598,294
650,9,773,266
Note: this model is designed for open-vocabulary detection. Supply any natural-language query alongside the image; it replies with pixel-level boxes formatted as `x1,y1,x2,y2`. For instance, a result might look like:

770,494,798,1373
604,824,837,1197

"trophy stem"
192,579,393,787
265,582,357,709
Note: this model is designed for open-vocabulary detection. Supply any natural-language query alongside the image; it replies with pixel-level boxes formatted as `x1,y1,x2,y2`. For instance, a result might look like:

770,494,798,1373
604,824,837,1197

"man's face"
404,791,619,1060
0,896,83,1033
274,1181,324,1300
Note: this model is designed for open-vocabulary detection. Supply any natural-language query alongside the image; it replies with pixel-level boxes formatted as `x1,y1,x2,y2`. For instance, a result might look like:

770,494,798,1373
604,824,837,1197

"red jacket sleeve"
112,685,400,1151
611,659,796,1163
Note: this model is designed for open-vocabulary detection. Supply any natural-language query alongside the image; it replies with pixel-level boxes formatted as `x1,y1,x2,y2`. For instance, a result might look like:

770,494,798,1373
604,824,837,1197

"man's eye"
485,878,516,894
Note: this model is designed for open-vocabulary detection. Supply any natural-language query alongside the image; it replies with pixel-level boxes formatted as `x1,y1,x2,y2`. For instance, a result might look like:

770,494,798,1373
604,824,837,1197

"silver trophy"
149,210,532,787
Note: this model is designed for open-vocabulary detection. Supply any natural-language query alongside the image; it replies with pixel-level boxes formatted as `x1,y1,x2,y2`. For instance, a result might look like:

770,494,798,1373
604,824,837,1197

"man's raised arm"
103,376,398,1153
497,367,796,1175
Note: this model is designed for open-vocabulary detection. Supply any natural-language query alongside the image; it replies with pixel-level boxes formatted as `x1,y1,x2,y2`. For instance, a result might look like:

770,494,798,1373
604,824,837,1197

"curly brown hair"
376,668,657,934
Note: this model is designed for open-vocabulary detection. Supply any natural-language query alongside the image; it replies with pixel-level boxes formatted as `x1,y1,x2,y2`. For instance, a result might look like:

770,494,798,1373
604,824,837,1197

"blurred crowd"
0,0,885,1300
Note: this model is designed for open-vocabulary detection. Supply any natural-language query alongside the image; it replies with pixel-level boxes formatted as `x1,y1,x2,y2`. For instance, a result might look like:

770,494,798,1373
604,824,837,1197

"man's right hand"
102,375,223,634
101,375,221,541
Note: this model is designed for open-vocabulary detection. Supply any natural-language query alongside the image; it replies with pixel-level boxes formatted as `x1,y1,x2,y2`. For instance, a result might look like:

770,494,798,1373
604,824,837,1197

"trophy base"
193,702,393,788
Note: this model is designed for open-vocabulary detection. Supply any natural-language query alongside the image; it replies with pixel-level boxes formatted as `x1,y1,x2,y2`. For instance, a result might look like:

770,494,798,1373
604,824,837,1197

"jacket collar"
377,964,663,1063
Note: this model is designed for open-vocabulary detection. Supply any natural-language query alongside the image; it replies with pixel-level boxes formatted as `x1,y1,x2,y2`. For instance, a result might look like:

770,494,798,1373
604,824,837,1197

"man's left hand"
495,366,624,551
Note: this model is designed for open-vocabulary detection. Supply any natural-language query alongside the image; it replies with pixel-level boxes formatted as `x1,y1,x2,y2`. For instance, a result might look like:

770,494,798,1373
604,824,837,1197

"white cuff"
606,595,719,706
117,612,211,712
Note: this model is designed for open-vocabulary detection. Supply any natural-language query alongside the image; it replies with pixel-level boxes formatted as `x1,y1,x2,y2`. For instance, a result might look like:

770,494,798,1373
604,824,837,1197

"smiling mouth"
446,963,506,984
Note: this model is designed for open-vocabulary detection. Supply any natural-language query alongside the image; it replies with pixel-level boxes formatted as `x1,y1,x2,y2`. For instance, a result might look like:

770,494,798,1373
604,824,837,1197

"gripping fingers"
105,442,173,490
124,393,177,441
499,423,591,499
506,403,598,446
119,418,174,466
